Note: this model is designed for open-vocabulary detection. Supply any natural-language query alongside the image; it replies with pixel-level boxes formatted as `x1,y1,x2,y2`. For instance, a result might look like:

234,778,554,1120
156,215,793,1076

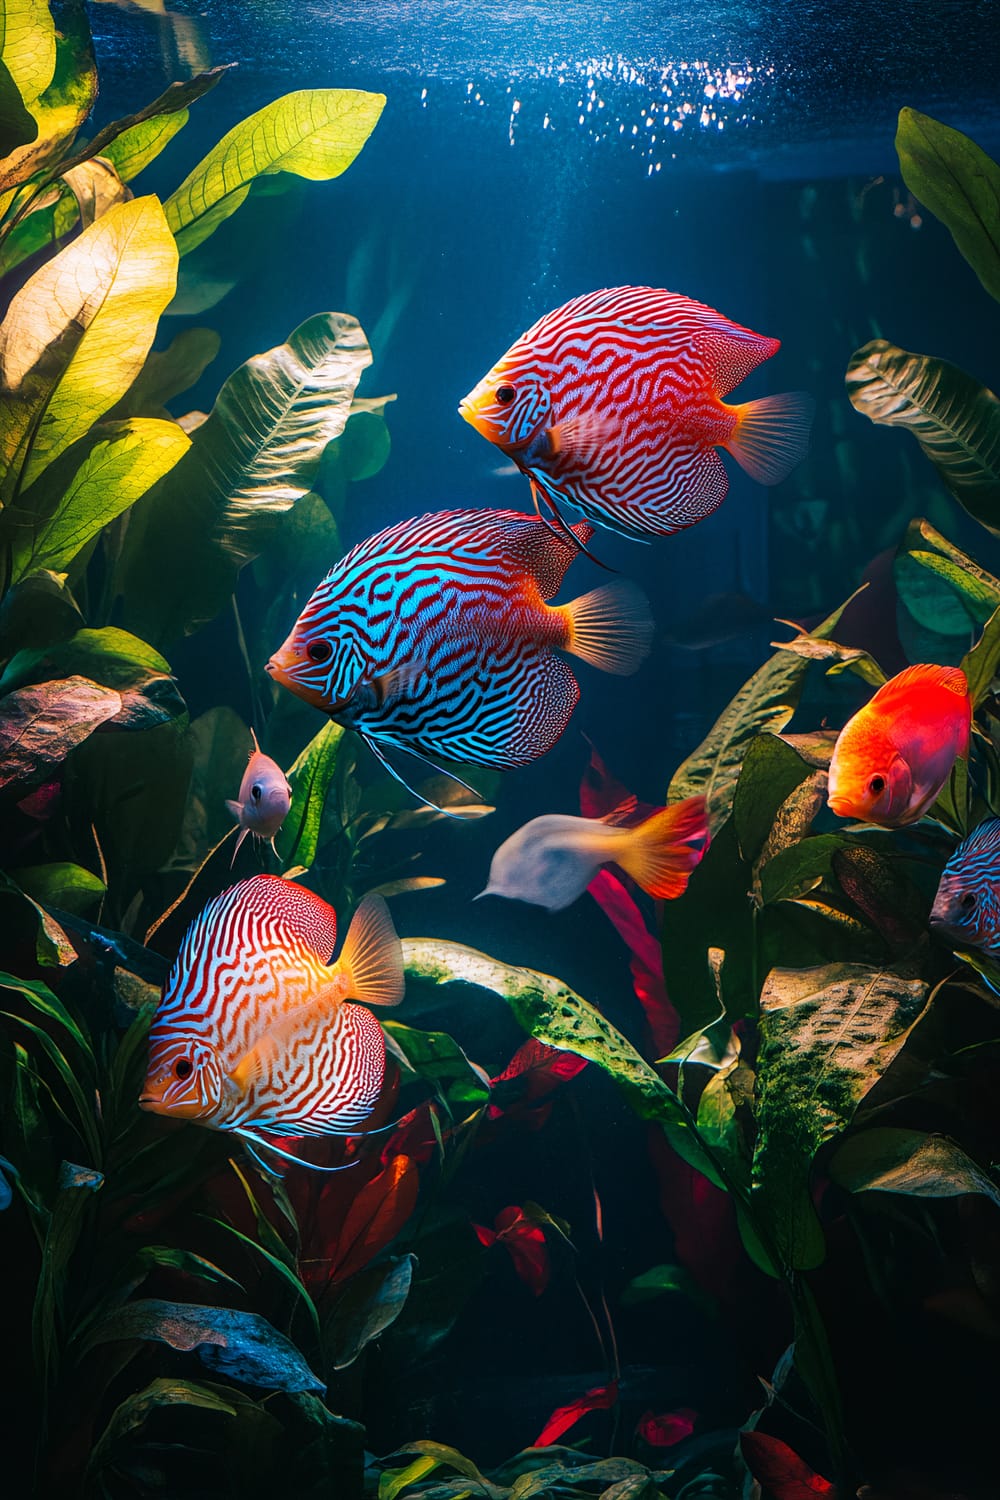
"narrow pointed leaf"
846,340,1000,534
164,87,385,255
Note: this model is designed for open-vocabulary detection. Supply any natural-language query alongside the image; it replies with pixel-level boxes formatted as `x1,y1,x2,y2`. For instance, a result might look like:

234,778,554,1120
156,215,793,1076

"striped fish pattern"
140,875,403,1139
459,286,813,540
930,818,1000,956
266,508,653,775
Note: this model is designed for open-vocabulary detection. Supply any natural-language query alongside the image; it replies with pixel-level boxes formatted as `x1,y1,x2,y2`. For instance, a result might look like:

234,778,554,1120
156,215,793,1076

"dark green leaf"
86,1377,237,1482
962,603,1000,705
0,627,171,694
896,107,1000,304
276,720,346,870
12,861,104,915
846,341,1000,535
327,1253,416,1370
732,733,814,865
109,326,221,420
759,834,855,906
0,56,39,157
382,1021,490,1110
33,1158,103,1392
135,1245,244,1291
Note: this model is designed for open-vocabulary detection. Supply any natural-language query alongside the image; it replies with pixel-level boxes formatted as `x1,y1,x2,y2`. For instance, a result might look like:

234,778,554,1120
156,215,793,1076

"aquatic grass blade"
896,107,1000,305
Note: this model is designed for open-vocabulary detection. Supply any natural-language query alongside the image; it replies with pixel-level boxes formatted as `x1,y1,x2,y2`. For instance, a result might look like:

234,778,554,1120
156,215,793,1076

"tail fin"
724,391,814,485
614,796,710,898
338,893,404,1006
561,580,654,675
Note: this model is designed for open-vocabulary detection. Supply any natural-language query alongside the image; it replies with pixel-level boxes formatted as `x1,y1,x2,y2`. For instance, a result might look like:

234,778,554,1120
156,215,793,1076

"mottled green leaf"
896,107,1000,304
753,963,929,1269
165,87,385,255
846,341,1000,535
402,938,722,1187
732,733,814,866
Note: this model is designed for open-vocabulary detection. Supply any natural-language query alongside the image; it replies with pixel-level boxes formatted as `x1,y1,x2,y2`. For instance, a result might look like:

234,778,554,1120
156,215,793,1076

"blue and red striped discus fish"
140,875,404,1153
459,286,813,541
930,819,1000,956
266,508,653,784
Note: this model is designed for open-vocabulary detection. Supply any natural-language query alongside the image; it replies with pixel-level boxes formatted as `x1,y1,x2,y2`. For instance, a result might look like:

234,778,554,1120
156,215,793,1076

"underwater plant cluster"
3,4,1000,1498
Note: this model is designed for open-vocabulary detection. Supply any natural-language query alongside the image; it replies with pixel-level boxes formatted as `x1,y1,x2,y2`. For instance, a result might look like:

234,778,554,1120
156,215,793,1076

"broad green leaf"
962,603,1000,705
753,963,929,1270
8,418,189,581
829,844,930,952
759,834,855,906
0,0,96,195
0,197,178,499
327,1254,416,1370
0,188,60,277
661,819,755,1034
0,626,171,694
85,1298,326,1393
118,312,372,644
12,861,104,915
380,1456,439,1500
846,341,1000,535
732,733,814,866
165,87,385,255
831,1127,1000,1207
0,675,121,796
896,546,999,633
402,938,723,1187
669,588,862,832
86,1378,237,1481
110,327,221,419
0,0,56,108
56,66,229,182
382,1021,490,1110
896,108,1000,304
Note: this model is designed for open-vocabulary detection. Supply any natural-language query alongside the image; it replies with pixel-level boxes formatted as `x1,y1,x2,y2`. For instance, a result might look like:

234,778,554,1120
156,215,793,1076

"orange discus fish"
826,664,971,827
479,796,709,910
459,285,814,542
140,875,404,1164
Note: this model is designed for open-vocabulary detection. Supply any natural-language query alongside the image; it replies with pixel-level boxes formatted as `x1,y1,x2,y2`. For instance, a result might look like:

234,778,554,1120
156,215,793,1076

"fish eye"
307,639,333,665
250,783,262,802
961,891,977,910
175,1058,193,1080
868,776,886,795
495,384,516,405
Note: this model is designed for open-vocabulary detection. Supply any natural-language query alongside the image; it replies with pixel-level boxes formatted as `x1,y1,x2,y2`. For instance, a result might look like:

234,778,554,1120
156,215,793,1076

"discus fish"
459,286,813,541
140,875,403,1147
826,664,971,827
478,796,709,910
929,818,1000,955
225,729,292,863
266,509,653,792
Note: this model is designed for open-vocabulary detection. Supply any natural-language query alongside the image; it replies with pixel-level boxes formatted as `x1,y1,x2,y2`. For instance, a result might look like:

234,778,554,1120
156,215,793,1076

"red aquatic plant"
636,1406,697,1447
533,1380,619,1447
740,1431,836,1498
472,1205,550,1295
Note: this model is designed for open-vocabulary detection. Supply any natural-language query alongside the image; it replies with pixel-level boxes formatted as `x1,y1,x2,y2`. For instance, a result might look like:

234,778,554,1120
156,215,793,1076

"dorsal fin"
494,510,594,600
877,664,969,700
233,874,338,962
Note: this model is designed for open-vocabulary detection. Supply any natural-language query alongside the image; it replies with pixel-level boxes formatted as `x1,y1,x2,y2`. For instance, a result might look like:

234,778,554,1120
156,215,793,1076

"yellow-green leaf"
164,88,385,255
0,196,178,500
0,0,95,195
9,418,189,581
101,109,188,182
0,0,57,108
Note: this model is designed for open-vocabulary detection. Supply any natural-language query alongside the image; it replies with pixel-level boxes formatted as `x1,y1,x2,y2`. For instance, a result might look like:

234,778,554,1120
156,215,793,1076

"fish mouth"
826,794,855,818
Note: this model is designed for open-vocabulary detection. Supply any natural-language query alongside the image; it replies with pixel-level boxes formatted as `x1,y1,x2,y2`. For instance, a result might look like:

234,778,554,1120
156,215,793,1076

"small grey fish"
226,730,292,863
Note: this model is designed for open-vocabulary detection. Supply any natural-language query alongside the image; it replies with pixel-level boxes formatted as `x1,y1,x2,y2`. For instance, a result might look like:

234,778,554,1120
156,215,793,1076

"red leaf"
740,1431,835,1498
494,1206,550,1295
637,1407,697,1447
587,869,679,1056
472,1222,496,1248
487,1037,588,1125
330,1153,420,1283
533,1380,618,1448
648,1129,741,1294
580,743,657,824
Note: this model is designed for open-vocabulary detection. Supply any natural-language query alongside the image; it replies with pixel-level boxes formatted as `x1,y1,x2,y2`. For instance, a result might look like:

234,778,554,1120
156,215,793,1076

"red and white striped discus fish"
266,508,653,784
459,286,814,541
140,875,403,1146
